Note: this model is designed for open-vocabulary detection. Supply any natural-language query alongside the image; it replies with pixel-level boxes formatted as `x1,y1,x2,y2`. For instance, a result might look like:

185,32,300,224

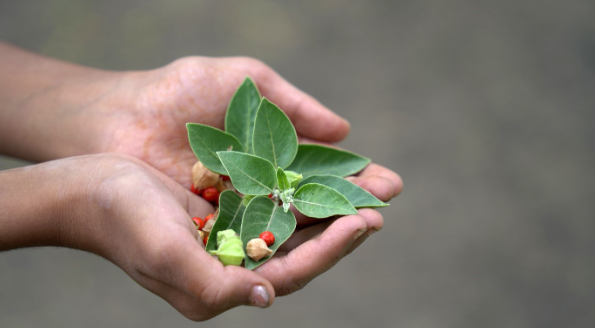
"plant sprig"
187,77,388,269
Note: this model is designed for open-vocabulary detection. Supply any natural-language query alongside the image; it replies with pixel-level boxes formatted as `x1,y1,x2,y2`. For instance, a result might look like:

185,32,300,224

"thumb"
136,232,275,321
200,263,275,310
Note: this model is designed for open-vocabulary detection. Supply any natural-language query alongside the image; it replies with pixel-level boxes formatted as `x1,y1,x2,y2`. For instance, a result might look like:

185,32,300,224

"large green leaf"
285,144,370,178
217,151,276,195
205,190,245,252
298,174,388,208
252,98,298,168
293,183,357,218
240,196,296,270
187,123,244,174
225,77,261,153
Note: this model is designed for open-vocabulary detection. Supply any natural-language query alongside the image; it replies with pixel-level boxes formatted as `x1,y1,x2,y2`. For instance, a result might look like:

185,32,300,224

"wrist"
0,42,139,161
0,159,82,250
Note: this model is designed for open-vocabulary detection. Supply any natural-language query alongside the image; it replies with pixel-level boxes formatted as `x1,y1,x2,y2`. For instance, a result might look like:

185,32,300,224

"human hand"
76,57,354,186
0,153,282,320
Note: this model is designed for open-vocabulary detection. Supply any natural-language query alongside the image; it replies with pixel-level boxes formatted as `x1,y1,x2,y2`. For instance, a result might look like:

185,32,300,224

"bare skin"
0,41,402,320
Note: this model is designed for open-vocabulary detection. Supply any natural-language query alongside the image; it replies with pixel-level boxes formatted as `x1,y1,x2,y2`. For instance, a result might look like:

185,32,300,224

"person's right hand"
0,153,276,320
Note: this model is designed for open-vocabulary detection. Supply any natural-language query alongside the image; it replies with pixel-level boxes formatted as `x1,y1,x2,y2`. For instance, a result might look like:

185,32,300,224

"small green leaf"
252,98,298,168
276,167,290,191
285,170,303,188
187,123,244,174
298,175,388,208
240,196,296,270
205,191,245,252
225,77,261,153
217,151,276,195
285,144,370,178
293,183,357,218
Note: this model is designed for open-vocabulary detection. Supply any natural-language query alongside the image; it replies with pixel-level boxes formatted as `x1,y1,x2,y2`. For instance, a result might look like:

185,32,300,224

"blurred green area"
1,1,594,327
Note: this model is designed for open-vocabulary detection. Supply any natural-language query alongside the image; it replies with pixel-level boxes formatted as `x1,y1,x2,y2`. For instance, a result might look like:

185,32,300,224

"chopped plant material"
187,77,388,269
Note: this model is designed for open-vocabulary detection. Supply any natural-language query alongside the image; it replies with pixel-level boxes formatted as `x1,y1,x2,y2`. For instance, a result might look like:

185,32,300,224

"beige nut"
192,161,220,190
198,230,205,241
246,238,273,261
215,177,235,192
202,218,215,233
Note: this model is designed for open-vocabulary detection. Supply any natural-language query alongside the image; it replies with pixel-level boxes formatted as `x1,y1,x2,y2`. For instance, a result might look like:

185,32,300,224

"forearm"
0,41,124,161
0,160,79,250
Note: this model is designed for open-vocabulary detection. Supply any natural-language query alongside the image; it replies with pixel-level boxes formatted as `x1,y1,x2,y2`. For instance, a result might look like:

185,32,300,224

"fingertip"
349,175,397,202
356,164,403,198
356,208,384,231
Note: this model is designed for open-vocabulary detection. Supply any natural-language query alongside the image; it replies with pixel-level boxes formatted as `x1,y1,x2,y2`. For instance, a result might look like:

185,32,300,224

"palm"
102,58,246,186
97,56,400,202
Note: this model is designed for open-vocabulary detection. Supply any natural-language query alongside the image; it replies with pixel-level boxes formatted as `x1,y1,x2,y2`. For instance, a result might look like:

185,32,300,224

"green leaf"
298,174,388,208
293,183,358,218
217,151,276,195
285,144,370,178
186,123,244,174
225,77,261,153
205,191,245,252
285,170,303,188
252,98,298,168
240,196,296,270
276,167,290,191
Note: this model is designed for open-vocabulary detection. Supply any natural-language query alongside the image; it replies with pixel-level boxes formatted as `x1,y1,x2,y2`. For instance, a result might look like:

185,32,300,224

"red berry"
259,231,275,246
222,175,231,181
190,184,198,194
268,193,273,199
205,213,214,222
192,217,205,230
201,187,220,203
203,235,209,246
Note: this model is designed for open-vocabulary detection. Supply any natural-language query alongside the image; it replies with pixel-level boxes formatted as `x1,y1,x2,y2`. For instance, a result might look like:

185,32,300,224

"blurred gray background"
1,0,594,327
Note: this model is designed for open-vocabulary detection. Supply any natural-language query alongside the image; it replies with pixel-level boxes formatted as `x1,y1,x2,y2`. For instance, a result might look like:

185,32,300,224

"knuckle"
235,56,271,78
276,279,308,296
198,278,230,310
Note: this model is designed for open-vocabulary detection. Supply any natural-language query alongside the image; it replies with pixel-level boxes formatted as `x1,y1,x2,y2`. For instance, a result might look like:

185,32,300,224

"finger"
255,209,382,296
344,208,384,254
279,218,335,252
347,163,403,201
283,208,383,252
253,69,351,143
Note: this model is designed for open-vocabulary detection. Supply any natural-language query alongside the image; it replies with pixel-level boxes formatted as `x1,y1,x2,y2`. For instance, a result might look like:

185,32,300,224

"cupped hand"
30,154,396,320
84,56,350,187
43,154,276,320
43,55,400,203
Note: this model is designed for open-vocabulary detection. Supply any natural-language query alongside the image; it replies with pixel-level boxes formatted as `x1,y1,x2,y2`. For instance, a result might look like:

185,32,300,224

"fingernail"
355,229,367,239
249,285,269,308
